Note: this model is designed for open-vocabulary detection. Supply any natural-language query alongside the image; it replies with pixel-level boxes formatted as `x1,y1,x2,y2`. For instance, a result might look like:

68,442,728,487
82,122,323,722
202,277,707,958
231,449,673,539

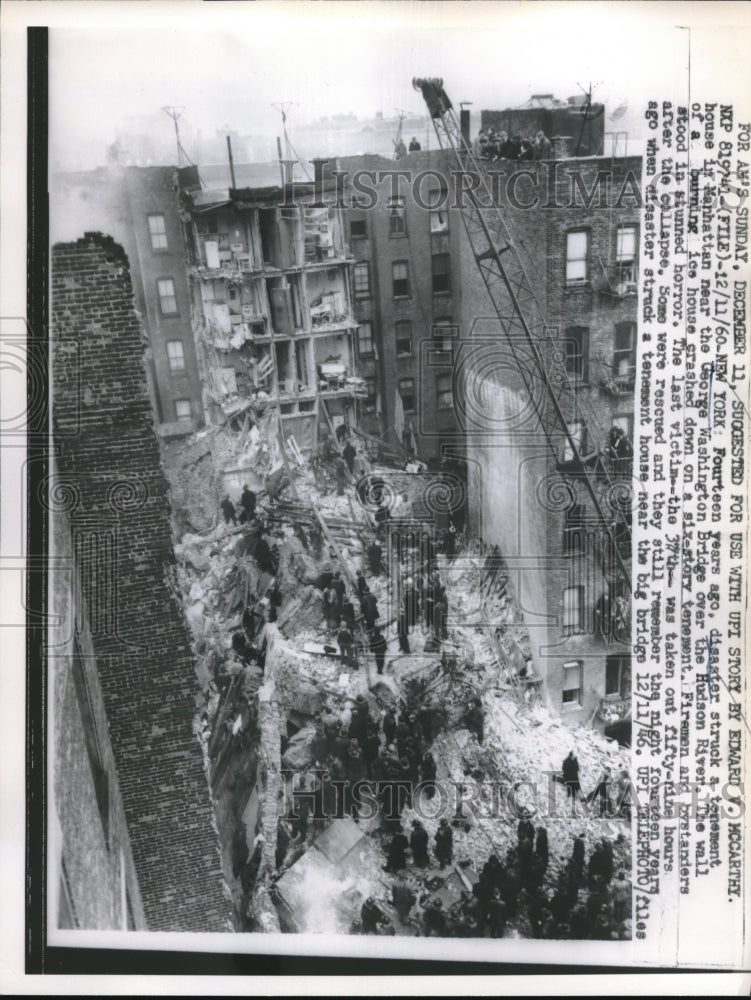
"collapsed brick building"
48,93,637,937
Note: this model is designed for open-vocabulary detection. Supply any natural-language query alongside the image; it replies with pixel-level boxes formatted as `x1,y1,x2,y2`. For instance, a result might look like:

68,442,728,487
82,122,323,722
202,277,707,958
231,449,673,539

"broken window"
437,373,453,409
148,214,168,251
565,230,589,286
166,340,185,372
563,502,586,555
157,278,178,315
431,252,451,294
174,399,191,421
350,217,367,240
564,325,589,381
354,262,371,298
392,260,410,298
389,197,406,237
562,586,584,636
562,660,583,705
399,377,415,412
357,322,374,357
431,207,449,233
605,653,629,697
613,321,637,383
432,316,456,363
395,320,412,357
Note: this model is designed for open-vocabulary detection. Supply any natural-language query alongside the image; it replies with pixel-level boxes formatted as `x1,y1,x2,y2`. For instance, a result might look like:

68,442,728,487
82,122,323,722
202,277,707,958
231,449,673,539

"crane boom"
413,77,632,593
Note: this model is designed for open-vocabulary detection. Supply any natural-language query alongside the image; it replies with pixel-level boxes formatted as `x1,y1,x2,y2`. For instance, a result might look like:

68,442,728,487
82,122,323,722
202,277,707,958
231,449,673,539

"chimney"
460,108,471,147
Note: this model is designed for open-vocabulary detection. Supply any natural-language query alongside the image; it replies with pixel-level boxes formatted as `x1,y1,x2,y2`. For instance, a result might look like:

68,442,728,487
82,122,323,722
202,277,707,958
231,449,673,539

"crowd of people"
474,128,553,162
213,435,632,941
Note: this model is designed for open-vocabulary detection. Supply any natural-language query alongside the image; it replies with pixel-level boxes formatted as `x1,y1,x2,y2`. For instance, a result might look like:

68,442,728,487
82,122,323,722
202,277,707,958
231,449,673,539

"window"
392,260,410,298
616,224,638,265
166,340,185,373
432,317,457,362
564,326,589,381
357,322,374,357
437,373,453,409
605,654,630,697
389,197,406,236
562,660,583,706
395,320,412,357
363,375,377,413
353,262,371,298
565,230,589,286
563,503,586,555
563,586,584,635
562,420,586,462
399,377,415,412
350,218,367,240
431,252,451,294
148,214,168,251
614,321,637,382
157,277,178,315
430,207,449,233
174,399,191,421
613,413,633,440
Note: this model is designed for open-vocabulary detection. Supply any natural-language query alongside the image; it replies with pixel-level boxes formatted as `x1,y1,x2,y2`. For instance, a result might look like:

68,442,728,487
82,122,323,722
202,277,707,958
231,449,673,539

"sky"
21,0,751,169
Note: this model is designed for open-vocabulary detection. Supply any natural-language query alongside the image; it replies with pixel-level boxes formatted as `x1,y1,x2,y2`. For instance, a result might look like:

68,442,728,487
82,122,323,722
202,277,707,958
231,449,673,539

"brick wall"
51,232,232,931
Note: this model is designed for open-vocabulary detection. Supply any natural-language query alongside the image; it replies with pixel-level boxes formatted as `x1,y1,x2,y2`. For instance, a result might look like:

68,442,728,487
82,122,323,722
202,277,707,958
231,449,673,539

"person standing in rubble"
362,589,380,631
410,819,430,867
240,484,257,522
391,876,417,924
465,697,484,745
220,494,238,525
355,569,368,598
370,626,387,674
422,898,447,937
343,439,357,476
561,750,582,802
335,456,348,496
434,817,453,867
341,593,356,630
419,750,437,797
383,826,409,874
367,540,385,576
337,622,356,668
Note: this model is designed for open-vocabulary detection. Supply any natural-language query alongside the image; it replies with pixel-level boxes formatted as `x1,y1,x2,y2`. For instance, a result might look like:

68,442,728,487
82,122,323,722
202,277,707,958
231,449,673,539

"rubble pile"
162,409,631,938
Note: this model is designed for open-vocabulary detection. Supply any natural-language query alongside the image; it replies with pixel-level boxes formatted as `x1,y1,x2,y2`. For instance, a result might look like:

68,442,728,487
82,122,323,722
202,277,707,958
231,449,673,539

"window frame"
605,653,629,698
562,420,586,462
614,321,637,382
157,277,178,315
353,262,371,299
166,339,186,373
388,197,407,237
174,398,192,421
615,223,638,265
562,585,584,636
398,376,416,413
564,325,589,382
148,213,168,251
431,251,452,295
392,260,410,299
350,217,367,240
395,319,413,358
430,207,449,233
437,373,454,410
357,321,374,357
562,660,583,707
565,229,590,287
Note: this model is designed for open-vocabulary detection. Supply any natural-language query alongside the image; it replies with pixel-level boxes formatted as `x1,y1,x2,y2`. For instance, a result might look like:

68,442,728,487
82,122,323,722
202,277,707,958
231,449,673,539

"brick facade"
51,233,232,931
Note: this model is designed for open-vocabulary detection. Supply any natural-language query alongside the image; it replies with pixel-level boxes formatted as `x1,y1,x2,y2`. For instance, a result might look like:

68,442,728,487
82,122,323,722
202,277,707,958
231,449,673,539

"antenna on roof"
573,82,604,156
271,102,311,182
161,106,194,167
